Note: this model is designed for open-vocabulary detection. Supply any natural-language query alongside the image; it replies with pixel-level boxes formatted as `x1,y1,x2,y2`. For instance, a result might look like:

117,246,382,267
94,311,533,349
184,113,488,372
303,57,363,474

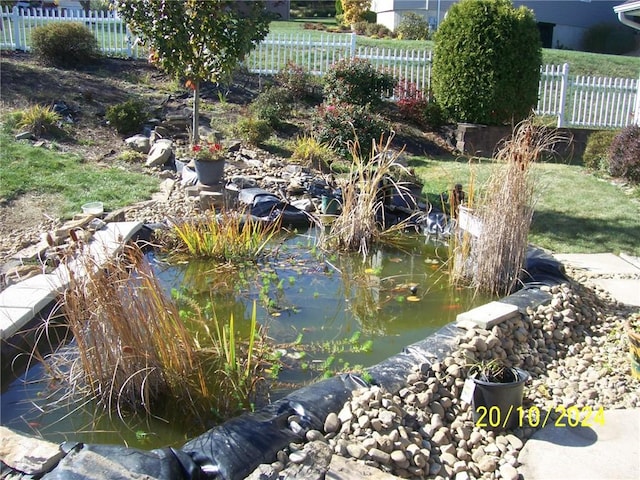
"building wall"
372,0,621,50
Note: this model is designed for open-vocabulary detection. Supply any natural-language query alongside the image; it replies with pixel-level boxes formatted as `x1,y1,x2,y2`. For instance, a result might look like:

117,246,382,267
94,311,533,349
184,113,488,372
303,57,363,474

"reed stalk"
453,119,565,296
323,133,416,258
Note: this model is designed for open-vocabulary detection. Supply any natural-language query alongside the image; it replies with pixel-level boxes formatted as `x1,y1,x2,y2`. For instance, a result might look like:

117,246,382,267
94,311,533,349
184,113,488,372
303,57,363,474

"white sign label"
460,378,476,404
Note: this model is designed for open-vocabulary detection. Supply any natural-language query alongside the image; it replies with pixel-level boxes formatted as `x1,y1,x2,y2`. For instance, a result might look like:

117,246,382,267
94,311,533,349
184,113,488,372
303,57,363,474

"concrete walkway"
516,253,640,480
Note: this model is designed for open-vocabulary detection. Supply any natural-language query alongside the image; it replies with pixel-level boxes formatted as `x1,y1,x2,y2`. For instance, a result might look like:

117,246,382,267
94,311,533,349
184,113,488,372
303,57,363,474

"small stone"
324,412,340,434
499,463,519,480
346,443,367,459
288,450,307,464
369,448,391,465
478,456,498,473
505,433,523,450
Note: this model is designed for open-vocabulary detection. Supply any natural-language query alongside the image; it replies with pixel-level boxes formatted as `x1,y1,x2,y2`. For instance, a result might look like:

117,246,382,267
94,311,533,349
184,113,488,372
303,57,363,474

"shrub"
397,12,430,40
234,116,272,146
312,102,389,159
582,23,637,55
250,86,293,127
608,126,640,183
432,0,541,125
583,130,619,171
30,22,100,68
324,57,396,108
276,61,314,100
364,22,393,38
15,104,62,137
106,99,148,134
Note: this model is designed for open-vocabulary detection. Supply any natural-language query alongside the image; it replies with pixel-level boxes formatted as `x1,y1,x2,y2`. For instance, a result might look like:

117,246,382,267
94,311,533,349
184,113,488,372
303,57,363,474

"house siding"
372,0,622,50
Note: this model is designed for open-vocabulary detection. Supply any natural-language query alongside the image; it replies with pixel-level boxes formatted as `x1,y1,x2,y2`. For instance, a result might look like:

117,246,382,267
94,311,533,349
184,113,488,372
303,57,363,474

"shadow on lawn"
531,210,640,254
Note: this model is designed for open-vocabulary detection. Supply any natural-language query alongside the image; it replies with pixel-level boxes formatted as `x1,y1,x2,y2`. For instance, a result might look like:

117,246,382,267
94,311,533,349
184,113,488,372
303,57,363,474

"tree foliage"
341,0,371,27
432,0,541,125
117,0,271,142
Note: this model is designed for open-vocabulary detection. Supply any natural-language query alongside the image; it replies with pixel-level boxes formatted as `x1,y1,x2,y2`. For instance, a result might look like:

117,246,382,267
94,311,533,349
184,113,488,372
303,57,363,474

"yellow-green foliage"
291,134,335,171
16,104,61,137
341,0,372,26
168,209,279,261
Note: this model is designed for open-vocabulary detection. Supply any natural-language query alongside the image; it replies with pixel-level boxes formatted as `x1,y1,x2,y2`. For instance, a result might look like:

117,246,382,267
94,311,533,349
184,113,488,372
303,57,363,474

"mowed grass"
0,133,159,218
407,155,640,256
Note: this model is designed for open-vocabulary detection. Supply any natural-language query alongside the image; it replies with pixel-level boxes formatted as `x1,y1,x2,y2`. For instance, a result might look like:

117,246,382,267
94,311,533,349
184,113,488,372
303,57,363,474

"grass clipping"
456,120,563,296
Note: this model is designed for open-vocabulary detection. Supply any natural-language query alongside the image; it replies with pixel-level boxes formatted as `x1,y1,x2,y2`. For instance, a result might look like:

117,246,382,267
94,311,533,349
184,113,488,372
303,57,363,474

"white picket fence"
2,6,638,129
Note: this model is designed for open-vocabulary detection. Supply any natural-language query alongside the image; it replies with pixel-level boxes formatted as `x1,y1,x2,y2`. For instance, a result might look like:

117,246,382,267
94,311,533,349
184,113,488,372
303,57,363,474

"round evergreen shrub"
608,125,640,183
31,22,100,68
583,130,619,171
582,23,637,55
234,116,272,146
312,102,389,159
323,57,396,108
106,99,148,134
397,12,430,40
250,86,293,127
432,0,541,125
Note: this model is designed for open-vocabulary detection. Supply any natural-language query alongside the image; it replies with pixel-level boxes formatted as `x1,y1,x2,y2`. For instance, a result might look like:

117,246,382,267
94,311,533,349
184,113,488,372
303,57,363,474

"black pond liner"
25,240,566,479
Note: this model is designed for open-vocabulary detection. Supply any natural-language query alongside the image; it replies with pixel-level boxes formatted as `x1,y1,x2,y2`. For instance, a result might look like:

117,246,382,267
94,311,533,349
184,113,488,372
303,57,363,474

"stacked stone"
252,280,639,480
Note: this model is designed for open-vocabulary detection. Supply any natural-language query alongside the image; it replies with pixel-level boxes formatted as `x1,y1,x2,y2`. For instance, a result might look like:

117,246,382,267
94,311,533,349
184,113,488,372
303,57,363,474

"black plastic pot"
470,367,530,431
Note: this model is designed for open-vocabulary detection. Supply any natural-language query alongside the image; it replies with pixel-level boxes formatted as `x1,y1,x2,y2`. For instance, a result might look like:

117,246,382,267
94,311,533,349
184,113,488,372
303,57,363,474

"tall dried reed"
54,242,269,427
323,133,416,257
454,119,564,296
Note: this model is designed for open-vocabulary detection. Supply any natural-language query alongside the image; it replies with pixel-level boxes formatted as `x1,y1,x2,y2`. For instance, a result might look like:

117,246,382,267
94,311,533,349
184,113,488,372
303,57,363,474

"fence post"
557,63,569,128
350,31,356,58
635,74,640,127
11,7,21,51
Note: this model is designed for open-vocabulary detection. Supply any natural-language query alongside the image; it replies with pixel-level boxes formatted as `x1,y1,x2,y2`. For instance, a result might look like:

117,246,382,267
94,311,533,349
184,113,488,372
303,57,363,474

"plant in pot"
624,314,640,379
191,140,226,186
462,359,530,431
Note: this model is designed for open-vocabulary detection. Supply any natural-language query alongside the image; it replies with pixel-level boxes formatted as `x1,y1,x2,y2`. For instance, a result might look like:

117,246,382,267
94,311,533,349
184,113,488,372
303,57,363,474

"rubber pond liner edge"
3,249,565,480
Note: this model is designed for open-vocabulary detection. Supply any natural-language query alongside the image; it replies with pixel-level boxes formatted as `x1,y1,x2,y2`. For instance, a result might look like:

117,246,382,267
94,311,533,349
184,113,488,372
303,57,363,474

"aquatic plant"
452,118,565,295
323,133,417,257
47,244,270,429
165,209,279,261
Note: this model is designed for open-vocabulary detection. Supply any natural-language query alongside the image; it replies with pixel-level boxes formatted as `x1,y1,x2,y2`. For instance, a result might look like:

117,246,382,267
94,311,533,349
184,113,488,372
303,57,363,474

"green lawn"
407,156,640,256
0,133,160,219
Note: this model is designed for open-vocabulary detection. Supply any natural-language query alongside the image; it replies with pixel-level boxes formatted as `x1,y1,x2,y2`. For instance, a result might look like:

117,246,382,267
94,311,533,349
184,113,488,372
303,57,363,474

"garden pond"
1,228,490,449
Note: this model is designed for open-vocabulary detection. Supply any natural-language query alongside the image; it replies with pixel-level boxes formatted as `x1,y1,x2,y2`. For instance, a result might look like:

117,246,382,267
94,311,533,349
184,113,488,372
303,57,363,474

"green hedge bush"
583,130,619,171
313,102,389,159
432,0,541,125
250,86,293,128
106,99,148,134
397,12,431,40
31,22,100,68
323,58,396,108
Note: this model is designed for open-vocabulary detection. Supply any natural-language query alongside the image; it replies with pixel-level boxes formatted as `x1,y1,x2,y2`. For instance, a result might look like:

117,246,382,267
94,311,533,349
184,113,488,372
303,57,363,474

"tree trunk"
192,81,200,145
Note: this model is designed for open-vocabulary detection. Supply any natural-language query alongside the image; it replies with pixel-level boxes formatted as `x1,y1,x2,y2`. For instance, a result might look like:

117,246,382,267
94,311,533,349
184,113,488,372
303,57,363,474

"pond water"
1,229,489,449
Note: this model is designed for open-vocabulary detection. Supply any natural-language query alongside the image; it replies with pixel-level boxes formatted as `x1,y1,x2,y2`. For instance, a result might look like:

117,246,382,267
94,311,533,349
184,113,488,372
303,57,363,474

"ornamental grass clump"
453,119,564,296
166,209,279,261
51,243,269,428
323,133,415,257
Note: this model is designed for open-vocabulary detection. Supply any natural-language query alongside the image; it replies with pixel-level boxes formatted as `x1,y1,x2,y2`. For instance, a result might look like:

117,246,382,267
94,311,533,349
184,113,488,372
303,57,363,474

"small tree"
341,0,371,28
432,0,541,125
117,0,271,144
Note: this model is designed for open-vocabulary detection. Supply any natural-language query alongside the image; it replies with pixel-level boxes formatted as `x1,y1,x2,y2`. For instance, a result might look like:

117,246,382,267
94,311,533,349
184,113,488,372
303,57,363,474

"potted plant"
625,315,640,379
463,359,530,430
192,141,226,186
